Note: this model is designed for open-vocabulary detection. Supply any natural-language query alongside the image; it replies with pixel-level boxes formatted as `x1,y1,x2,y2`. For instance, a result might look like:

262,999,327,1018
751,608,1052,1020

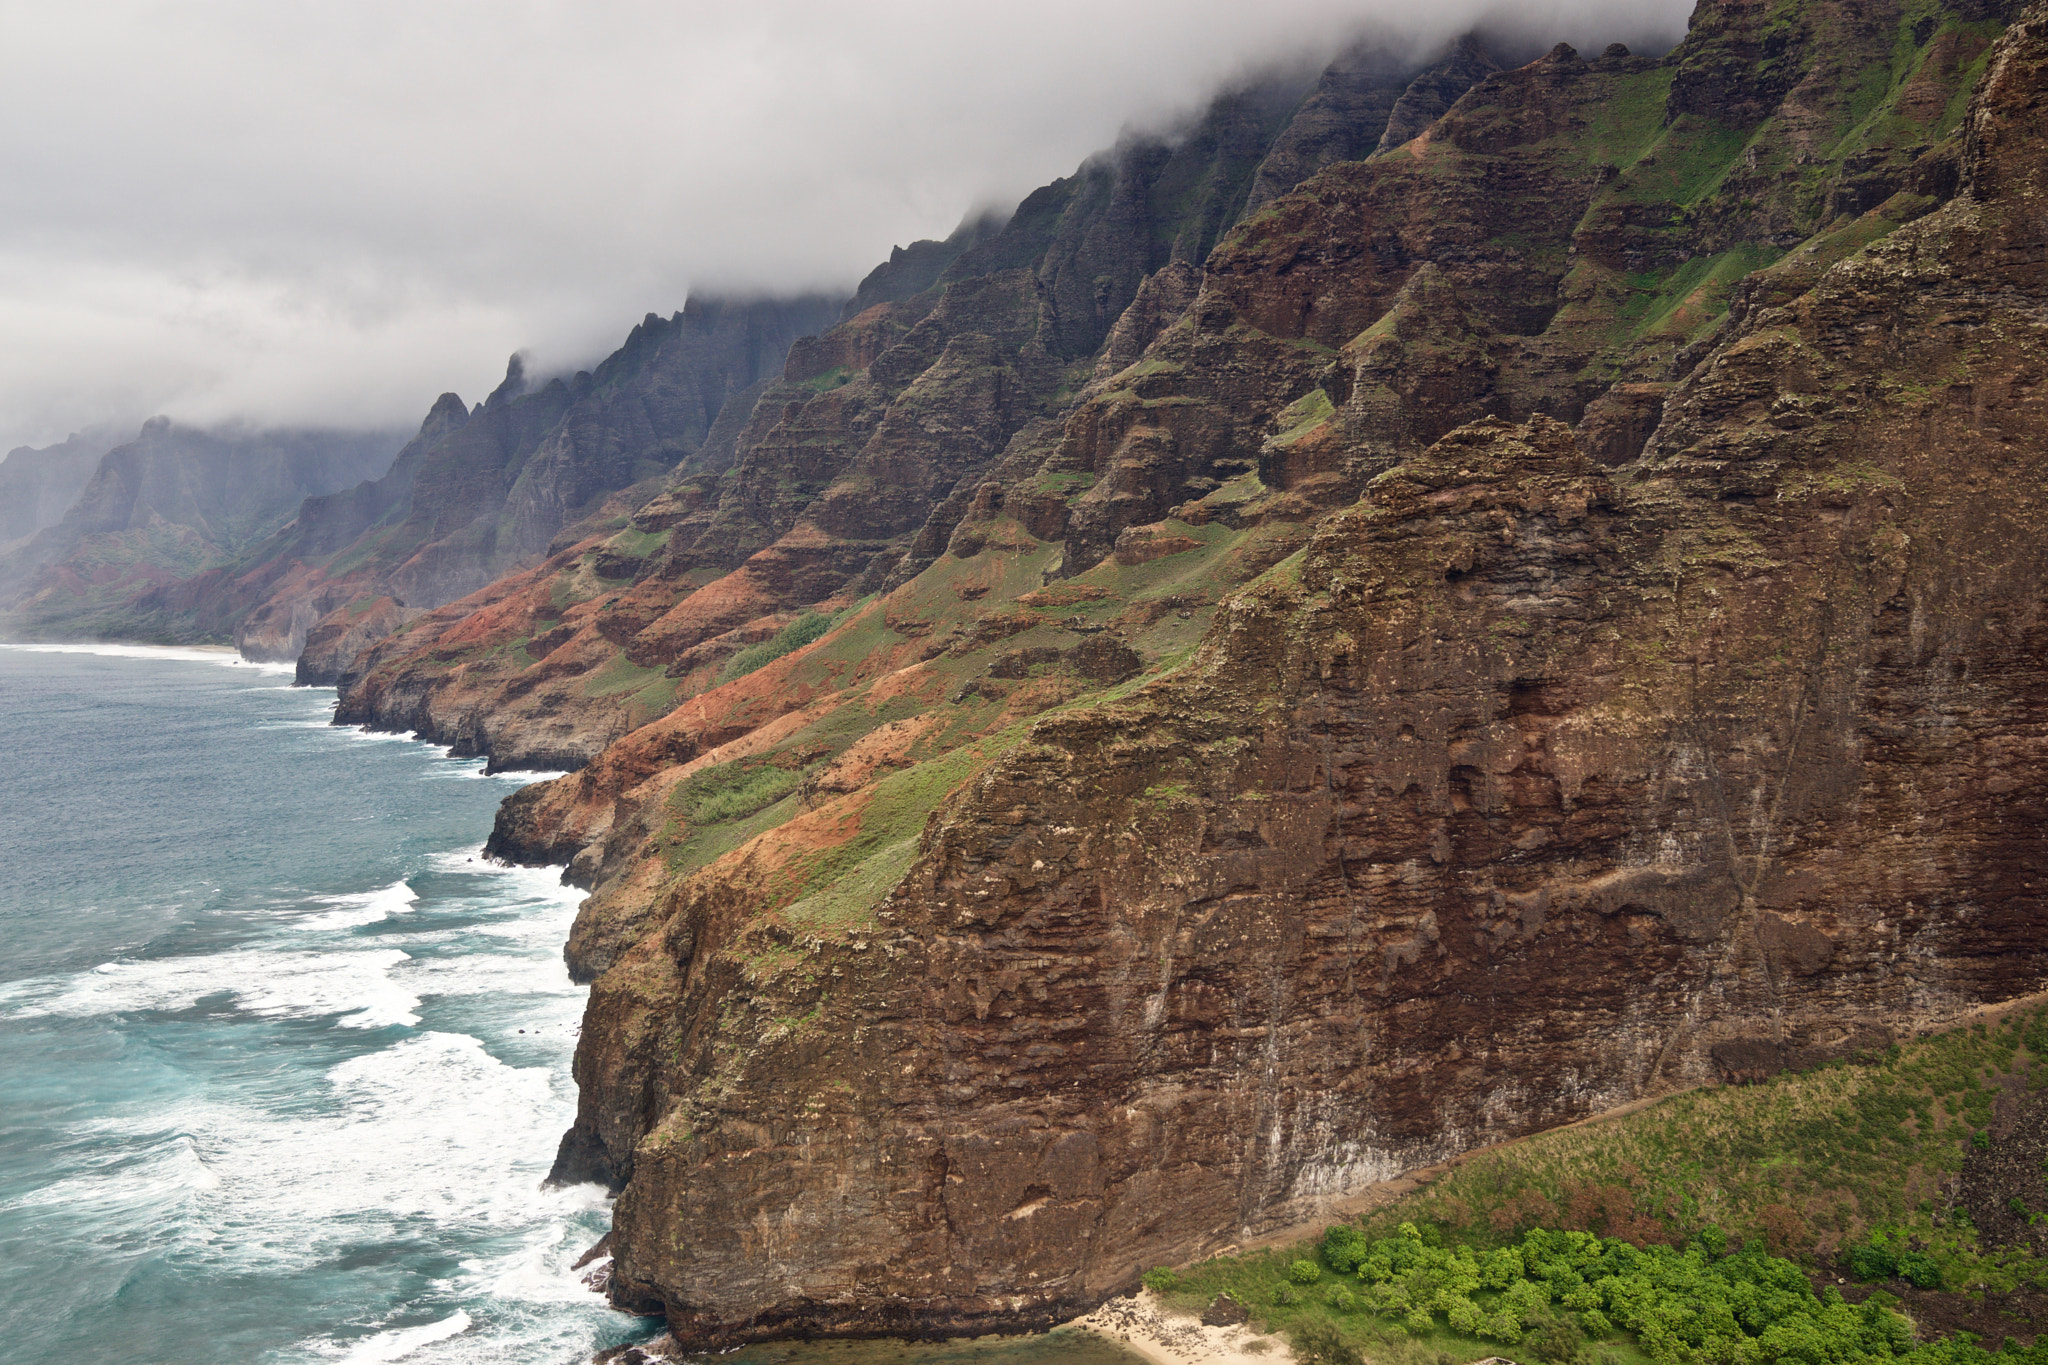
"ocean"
0,645,1148,1365
0,643,645,1363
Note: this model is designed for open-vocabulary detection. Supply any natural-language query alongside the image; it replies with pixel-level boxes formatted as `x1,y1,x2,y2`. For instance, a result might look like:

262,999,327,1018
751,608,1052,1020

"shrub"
1288,1259,1322,1285
1141,1267,1182,1293
720,611,835,683
1897,1251,1943,1289
1480,1246,1525,1288
1322,1223,1370,1274
1325,1285,1358,1313
678,760,798,825
1482,1311,1524,1345
1848,1241,1898,1281
1292,1321,1362,1365
1271,1285,1302,1307
1526,1312,1589,1365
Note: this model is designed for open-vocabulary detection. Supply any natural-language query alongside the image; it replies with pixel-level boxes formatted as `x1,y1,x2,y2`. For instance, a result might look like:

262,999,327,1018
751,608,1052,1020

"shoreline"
613,1295,1295,1365
1065,1290,1294,1365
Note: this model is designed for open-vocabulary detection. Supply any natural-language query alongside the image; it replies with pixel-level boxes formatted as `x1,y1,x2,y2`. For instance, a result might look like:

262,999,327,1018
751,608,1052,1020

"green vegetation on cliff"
1152,1005,2048,1363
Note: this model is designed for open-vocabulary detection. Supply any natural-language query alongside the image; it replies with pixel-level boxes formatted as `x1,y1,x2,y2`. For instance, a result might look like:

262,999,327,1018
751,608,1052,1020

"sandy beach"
1065,1290,1295,1365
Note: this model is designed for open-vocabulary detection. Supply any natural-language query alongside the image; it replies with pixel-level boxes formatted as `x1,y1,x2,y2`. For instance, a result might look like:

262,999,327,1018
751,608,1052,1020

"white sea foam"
428,845,493,872
472,1204,614,1306
335,1310,474,1363
326,724,416,744
0,641,294,673
401,952,578,1009
0,645,634,1363
305,880,420,930
2,946,422,1028
22,1029,576,1245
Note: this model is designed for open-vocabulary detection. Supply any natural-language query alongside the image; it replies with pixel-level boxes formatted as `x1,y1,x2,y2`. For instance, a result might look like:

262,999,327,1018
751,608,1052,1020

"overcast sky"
0,0,1693,454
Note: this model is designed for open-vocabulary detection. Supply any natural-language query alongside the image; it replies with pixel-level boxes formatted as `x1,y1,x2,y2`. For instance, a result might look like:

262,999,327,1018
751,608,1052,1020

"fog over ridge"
0,0,1693,454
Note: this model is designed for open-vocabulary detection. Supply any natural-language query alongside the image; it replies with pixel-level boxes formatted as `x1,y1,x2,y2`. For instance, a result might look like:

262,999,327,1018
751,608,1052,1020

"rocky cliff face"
18,294,839,667
44,0,2036,1349
0,420,402,640
316,37,1505,774
439,0,2048,1350
0,426,126,551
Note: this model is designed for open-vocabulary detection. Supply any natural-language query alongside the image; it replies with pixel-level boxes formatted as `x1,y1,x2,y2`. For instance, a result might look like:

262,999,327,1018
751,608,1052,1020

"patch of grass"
1031,470,1099,499
1578,69,1675,170
581,651,665,698
797,365,853,393
1148,1009,2048,1365
775,726,1037,932
1270,389,1335,448
783,836,919,932
1618,244,1782,346
656,791,803,879
678,761,800,826
721,611,837,683
601,525,668,562
1352,1007,2048,1294
1077,516,1242,604
1142,780,1195,808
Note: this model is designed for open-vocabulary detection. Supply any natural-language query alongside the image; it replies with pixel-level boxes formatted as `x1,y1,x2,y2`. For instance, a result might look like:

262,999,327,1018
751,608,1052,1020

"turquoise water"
0,644,1147,1365
0,643,652,1363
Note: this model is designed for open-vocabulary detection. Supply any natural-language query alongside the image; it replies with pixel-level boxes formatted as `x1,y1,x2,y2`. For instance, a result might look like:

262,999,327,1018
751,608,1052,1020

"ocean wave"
0,641,294,673
27,1030,573,1241
1,945,421,1029
324,725,417,744
333,1310,474,1363
305,881,421,930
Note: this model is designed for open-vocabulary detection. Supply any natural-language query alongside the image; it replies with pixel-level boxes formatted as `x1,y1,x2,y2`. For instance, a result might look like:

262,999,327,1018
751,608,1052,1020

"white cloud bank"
0,0,1694,452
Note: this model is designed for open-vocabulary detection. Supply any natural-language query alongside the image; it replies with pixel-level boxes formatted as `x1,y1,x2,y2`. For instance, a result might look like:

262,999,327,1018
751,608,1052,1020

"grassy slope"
1150,1004,2048,1363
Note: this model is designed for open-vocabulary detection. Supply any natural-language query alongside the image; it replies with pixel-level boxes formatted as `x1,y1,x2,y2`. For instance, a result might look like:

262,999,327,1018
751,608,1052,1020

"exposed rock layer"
320,37,1503,772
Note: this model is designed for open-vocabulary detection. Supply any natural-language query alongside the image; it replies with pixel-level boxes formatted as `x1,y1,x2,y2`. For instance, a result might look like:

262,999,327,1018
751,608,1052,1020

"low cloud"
0,0,1693,452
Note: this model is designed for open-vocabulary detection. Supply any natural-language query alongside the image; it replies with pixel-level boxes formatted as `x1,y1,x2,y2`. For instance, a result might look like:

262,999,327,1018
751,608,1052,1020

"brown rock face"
558,2,2048,1349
